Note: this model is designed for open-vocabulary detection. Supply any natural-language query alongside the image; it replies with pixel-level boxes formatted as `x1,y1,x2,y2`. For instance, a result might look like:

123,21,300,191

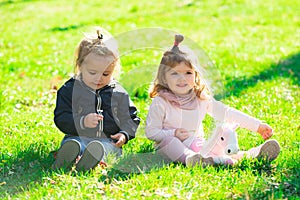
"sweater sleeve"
145,97,176,142
115,92,140,142
54,86,80,135
207,98,261,132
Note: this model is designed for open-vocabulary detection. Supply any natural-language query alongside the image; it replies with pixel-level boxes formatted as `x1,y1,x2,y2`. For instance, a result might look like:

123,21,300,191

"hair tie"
171,34,184,53
98,34,103,40
96,29,103,40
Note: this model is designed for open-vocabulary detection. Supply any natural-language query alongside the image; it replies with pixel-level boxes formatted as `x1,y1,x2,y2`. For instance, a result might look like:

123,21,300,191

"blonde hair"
74,27,121,78
149,34,209,99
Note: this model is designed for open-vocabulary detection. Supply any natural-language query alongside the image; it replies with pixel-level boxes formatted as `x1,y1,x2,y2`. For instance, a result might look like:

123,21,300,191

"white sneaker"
186,153,214,167
52,140,80,170
247,139,280,162
76,141,104,171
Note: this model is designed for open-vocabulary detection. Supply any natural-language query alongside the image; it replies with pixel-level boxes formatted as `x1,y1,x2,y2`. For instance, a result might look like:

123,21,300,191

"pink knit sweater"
145,96,261,144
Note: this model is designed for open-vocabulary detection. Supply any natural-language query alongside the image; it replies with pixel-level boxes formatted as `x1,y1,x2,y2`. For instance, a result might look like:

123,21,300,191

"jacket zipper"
77,77,114,137
96,91,103,137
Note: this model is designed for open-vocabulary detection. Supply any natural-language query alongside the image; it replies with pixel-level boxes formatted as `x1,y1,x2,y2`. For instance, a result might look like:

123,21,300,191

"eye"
102,73,109,77
89,72,96,75
221,137,224,141
186,71,193,74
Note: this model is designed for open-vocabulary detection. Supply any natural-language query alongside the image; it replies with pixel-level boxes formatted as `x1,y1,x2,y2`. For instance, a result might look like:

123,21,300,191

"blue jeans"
61,136,122,162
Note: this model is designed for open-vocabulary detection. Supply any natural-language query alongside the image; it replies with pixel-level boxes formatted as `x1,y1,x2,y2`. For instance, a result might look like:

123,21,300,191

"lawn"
0,0,299,199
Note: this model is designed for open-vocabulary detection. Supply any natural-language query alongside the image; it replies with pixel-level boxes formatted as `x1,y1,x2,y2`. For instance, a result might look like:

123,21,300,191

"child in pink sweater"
145,34,280,167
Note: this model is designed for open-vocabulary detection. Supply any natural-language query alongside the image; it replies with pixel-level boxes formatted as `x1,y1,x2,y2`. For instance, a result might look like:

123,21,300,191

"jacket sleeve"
207,98,261,132
114,91,140,142
145,97,176,142
54,86,80,135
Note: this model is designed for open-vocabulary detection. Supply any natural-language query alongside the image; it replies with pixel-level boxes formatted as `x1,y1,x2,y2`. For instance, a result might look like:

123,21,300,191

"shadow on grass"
0,146,171,197
103,152,172,180
242,158,300,199
50,24,84,32
2,146,299,198
223,53,300,98
0,0,33,7
105,153,300,198
227,149,300,199
0,144,54,198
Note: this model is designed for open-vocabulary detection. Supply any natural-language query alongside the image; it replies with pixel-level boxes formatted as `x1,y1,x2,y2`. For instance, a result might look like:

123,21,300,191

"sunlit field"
0,0,299,199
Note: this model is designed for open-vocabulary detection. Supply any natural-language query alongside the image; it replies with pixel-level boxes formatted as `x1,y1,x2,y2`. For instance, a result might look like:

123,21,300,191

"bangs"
161,51,193,69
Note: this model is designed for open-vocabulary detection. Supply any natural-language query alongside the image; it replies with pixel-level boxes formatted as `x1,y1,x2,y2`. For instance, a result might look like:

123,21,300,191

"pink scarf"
158,90,198,110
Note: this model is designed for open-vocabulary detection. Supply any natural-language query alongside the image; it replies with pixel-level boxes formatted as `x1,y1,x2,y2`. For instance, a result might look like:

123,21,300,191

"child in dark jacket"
53,27,140,171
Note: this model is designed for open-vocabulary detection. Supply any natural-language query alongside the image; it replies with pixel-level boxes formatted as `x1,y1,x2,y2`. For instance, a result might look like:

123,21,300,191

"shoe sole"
257,139,280,161
76,141,104,171
202,157,214,167
52,140,80,170
186,154,214,167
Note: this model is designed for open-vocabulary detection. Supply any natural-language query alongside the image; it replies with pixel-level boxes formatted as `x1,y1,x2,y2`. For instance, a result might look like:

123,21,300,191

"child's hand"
257,123,273,140
84,113,103,128
174,128,190,141
111,133,126,148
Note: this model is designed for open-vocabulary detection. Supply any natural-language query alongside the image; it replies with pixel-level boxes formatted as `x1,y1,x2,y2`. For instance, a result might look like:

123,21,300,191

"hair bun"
174,34,184,45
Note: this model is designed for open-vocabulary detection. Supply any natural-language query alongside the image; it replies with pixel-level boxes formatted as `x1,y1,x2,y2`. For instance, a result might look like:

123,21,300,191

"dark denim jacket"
54,77,140,143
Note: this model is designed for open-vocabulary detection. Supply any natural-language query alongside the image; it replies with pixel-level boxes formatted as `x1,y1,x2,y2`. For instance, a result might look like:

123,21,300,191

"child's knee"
159,136,180,147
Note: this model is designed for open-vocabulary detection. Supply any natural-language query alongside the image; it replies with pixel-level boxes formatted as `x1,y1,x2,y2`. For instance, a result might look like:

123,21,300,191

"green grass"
0,0,299,199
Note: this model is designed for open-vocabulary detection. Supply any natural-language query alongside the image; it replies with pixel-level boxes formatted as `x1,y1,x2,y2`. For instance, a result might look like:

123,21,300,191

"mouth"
176,84,188,87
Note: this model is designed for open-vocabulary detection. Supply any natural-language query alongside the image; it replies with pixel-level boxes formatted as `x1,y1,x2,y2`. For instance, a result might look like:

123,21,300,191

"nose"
95,75,102,83
178,74,186,81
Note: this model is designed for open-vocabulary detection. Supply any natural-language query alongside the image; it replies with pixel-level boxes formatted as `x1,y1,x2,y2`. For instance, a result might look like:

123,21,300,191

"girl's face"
80,52,115,90
164,62,195,95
